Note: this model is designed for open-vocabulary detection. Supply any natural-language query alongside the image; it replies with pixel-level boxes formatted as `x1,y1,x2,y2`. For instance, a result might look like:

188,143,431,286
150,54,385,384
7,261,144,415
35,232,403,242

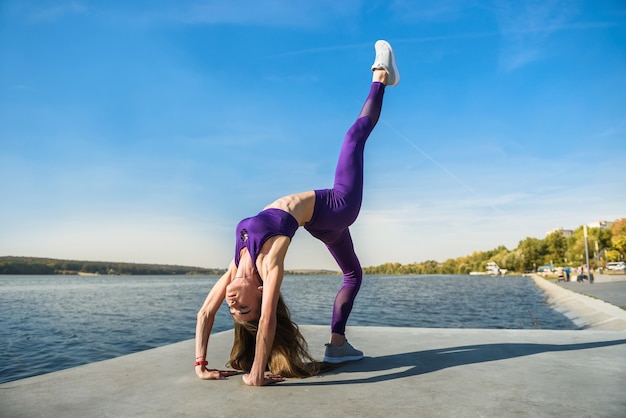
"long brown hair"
228,294,321,378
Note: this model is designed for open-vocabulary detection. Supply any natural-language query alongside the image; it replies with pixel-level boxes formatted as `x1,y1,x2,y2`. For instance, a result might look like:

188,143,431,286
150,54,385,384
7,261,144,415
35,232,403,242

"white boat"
470,262,507,276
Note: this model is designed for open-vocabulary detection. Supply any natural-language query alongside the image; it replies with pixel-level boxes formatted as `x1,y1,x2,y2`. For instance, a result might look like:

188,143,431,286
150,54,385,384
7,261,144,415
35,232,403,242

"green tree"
565,226,612,267
499,248,523,272
440,258,457,274
605,249,623,262
610,218,626,258
545,231,567,265
517,237,546,271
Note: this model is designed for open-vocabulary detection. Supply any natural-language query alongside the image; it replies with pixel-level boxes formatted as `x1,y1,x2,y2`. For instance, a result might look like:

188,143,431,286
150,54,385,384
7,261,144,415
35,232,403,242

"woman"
195,40,400,386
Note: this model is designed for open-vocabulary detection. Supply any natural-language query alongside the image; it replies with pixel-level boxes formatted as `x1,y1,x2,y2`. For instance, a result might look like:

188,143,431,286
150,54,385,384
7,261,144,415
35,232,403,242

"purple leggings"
304,82,385,335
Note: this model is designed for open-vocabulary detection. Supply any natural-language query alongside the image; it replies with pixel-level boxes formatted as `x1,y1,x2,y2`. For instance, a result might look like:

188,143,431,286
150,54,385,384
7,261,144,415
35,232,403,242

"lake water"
0,274,577,384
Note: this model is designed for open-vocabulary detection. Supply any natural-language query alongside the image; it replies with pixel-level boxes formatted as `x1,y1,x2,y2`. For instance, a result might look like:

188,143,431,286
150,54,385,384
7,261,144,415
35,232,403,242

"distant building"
546,221,613,237
587,220,613,230
546,227,574,238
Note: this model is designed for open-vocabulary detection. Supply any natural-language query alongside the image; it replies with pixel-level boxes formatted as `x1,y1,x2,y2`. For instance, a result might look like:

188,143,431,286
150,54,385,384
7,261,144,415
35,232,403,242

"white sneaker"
371,40,400,86
323,340,364,363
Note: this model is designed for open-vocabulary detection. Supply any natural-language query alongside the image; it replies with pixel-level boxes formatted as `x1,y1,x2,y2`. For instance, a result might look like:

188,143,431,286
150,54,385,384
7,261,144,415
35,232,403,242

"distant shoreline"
0,256,343,276
285,269,339,275
0,256,225,276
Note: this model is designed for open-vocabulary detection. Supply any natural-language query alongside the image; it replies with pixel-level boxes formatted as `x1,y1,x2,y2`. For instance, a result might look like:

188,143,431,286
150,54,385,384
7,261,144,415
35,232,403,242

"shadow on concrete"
278,339,626,386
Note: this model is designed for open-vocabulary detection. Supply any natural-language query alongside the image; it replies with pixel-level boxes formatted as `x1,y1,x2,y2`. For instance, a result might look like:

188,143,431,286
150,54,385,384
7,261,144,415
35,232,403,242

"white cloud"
8,0,366,29
493,0,582,71
177,0,364,27
8,0,88,22
389,0,481,22
77,0,365,29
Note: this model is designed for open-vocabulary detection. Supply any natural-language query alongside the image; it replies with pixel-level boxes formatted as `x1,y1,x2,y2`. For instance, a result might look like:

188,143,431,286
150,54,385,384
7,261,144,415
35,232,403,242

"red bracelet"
194,360,208,367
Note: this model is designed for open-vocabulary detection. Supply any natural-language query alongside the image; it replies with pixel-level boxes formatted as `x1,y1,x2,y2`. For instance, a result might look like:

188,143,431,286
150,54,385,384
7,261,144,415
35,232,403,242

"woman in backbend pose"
194,40,400,386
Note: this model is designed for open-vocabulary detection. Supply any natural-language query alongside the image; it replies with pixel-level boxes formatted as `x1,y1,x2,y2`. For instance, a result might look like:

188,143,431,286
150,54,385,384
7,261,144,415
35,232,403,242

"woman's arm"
243,236,291,386
195,260,238,380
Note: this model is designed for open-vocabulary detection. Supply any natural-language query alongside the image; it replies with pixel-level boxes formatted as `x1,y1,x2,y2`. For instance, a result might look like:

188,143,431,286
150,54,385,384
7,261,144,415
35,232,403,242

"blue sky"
1,0,625,270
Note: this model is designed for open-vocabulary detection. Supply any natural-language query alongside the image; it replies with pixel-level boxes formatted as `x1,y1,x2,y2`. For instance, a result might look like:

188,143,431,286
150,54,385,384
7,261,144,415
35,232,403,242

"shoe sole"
323,354,364,363
377,40,400,86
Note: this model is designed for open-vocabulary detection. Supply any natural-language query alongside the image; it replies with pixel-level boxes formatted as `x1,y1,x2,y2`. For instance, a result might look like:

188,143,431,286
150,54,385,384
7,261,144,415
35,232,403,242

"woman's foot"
371,40,400,86
323,340,364,363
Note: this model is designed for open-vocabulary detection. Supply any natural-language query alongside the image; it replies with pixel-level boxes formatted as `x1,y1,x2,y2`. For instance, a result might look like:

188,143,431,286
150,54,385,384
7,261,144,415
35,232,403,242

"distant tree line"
364,218,626,275
3,218,624,276
0,256,226,276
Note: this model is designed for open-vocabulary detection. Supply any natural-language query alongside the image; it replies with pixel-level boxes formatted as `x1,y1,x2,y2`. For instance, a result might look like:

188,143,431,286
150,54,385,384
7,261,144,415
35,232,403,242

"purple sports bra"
234,208,299,270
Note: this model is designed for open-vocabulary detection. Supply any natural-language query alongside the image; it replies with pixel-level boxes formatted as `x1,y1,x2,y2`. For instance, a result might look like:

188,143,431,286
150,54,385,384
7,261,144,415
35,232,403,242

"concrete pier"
2,275,625,417
529,274,626,330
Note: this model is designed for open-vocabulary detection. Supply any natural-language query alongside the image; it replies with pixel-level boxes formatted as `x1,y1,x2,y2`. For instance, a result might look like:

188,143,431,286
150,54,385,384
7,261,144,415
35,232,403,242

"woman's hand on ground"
242,373,285,386
195,366,239,380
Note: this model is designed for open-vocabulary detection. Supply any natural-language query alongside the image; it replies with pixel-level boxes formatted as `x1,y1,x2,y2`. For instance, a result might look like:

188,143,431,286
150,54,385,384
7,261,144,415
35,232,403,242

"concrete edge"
528,274,626,331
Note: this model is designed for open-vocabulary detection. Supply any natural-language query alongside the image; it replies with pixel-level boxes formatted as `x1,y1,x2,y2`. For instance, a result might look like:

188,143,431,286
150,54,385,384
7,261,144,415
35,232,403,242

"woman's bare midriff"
264,191,316,226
